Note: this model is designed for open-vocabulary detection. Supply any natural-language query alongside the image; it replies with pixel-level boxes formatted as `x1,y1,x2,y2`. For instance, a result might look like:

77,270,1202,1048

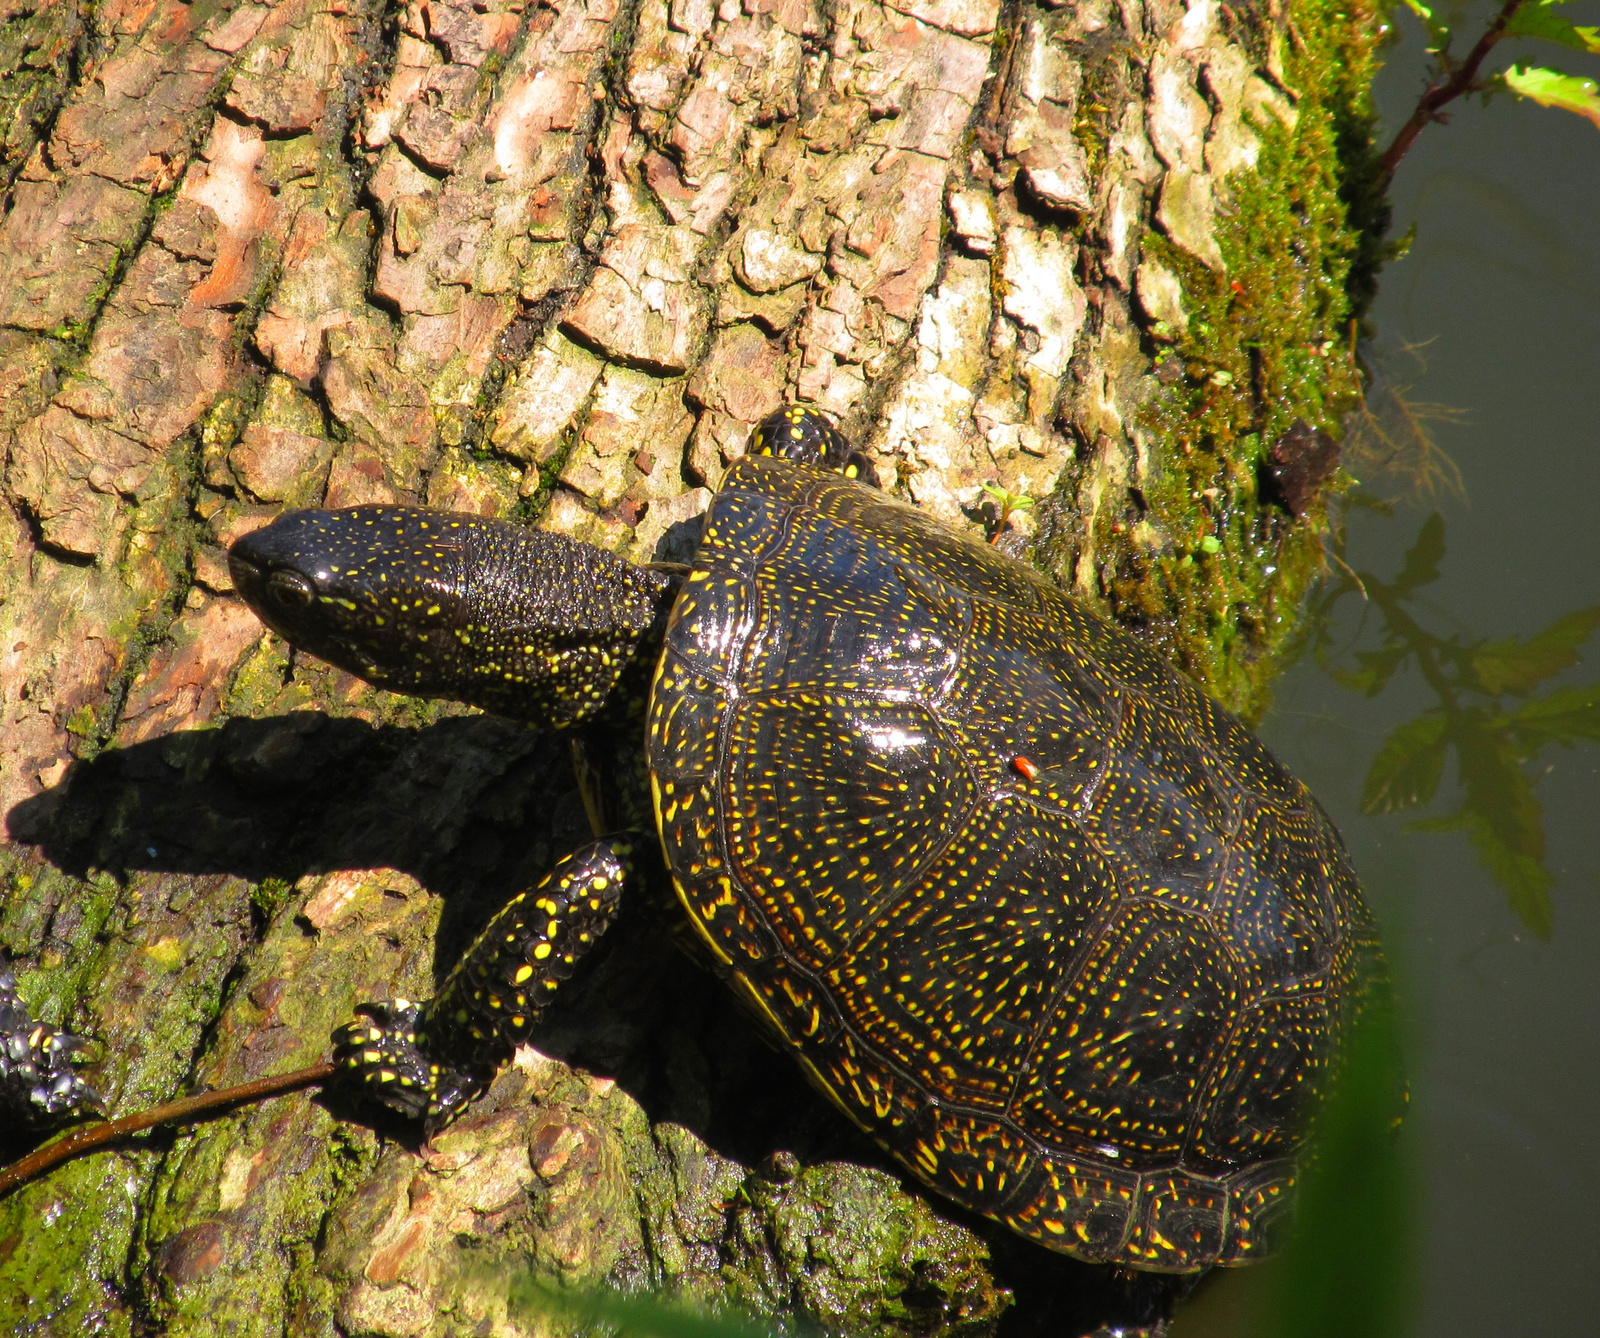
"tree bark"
0,0,1383,1332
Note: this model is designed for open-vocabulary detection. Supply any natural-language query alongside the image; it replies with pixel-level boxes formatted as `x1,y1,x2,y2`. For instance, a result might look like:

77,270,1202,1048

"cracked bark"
0,0,1383,1332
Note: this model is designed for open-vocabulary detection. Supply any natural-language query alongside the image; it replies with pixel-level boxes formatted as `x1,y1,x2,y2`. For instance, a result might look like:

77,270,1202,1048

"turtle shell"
646,454,1377,1272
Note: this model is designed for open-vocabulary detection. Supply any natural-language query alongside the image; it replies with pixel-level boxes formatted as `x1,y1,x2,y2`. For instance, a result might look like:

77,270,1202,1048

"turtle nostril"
266,569,316,612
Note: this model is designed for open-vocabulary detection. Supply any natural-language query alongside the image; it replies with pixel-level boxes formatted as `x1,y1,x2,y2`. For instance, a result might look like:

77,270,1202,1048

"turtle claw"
331,999,481,1126
0,962,104,1131
329,840,635,1130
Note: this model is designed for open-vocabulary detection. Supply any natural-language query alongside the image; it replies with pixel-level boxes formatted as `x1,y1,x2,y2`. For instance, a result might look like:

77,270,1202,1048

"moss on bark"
0,0,1389,1331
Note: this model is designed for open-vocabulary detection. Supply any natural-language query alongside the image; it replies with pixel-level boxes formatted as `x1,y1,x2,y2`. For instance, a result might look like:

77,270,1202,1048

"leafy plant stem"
1379,0,1532,177
1365,579,1462,713
1317,510,1600,937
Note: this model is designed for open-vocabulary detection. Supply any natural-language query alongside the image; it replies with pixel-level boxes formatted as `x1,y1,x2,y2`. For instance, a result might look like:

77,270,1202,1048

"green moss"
0,844,248,1338
222,634,298,718
47,236,131,346
711,1158,1007,1336
48,152,195,351
200,380,266,490
518,427,582,524
250,876,296,926
0,856,119,1012
1072,36,1126,185
428,445,524,515
0,1150,148,1338
1046,0,1387,718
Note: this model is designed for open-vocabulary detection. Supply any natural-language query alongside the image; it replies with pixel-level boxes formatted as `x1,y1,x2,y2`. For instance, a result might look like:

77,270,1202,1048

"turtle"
226,407,1380,1281
0,961,101,1133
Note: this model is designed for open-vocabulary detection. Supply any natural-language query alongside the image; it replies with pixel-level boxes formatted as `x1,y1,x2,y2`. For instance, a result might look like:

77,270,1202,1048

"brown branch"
1378,0,1531,178
0,1062,336,1196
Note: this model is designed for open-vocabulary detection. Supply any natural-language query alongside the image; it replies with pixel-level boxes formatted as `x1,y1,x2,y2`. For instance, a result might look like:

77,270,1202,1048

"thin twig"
1378,0,1531,178
0,1061,336,1196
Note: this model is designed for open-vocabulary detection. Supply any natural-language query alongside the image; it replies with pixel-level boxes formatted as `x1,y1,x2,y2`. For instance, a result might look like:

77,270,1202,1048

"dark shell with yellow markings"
647,454,1377,1273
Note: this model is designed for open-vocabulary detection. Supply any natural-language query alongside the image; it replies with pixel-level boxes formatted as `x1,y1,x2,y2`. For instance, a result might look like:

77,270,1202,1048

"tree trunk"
0,0,1382,1331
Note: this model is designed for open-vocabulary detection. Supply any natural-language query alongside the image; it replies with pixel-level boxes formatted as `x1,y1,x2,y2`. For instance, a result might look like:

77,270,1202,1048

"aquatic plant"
1314,507,1600,936
1382,0,1600,176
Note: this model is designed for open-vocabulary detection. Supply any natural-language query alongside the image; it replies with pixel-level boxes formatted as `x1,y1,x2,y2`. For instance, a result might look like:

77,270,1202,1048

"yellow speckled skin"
648,455,1379,1273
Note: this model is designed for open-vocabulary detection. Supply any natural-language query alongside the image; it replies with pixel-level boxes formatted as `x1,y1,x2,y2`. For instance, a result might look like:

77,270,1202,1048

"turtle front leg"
333,837,634,1128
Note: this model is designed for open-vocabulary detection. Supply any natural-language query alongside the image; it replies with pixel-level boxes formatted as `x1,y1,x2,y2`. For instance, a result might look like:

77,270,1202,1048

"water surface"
1176,11,1600,1334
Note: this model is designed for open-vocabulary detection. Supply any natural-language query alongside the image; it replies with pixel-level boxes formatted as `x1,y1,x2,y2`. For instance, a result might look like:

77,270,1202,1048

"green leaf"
1454,713,1545,860
1503,2,1600,56
1406,811,1471,835
1331,643,1411,698
1506,682,1600,748
1469,606,1600,695
980,480,1035,510
1410,808,1555,936
1399,0,1452,49
1265,986,1413,1338
1462,810,1556,938
1361,713,1449,814
1501,64,1600,130
1390,512,1445,598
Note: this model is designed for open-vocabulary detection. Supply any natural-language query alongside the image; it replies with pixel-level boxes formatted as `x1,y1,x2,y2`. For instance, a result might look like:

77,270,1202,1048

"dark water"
1177,9,1600,1335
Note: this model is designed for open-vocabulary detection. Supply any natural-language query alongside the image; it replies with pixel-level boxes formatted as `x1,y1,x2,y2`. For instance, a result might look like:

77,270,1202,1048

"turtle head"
229,506,675,726
751,406,874,483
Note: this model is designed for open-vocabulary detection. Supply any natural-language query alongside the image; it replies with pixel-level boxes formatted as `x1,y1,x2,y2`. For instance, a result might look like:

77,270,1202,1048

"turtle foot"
0,963,103,1131
331,999,481,1126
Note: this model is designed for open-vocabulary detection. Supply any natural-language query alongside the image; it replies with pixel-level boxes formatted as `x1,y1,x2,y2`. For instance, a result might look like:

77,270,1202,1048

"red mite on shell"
1011,755,1041,782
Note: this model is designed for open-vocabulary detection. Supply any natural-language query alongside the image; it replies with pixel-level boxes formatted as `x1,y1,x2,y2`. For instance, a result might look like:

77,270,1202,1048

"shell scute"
722,695,977,969
1014,901,1240,1168
1007,1156,1141,1262
1132,1172,1230,1272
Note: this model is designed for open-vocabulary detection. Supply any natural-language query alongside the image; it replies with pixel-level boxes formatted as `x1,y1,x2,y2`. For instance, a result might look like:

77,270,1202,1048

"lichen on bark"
0,0,1387,1331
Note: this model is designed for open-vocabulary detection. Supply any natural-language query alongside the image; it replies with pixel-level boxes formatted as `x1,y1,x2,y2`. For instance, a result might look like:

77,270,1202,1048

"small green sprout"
980,479,1037,545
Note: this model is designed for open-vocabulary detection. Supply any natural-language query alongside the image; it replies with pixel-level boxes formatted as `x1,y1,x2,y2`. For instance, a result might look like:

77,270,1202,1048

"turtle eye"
266,569,315,612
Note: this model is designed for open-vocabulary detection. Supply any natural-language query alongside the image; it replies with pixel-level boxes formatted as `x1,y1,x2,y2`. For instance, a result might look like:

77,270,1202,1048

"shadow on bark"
6,714,845,1161
6,712,1195,1336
